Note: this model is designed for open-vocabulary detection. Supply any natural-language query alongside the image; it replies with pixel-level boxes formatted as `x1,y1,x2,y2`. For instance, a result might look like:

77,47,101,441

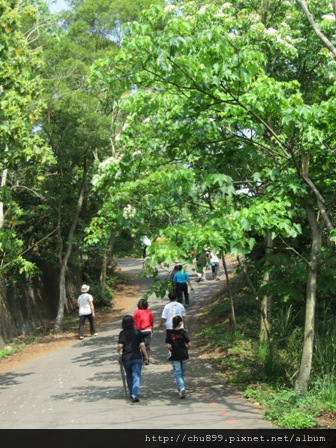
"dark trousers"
141,330,152,356
176,282,189,305
79,313,95,337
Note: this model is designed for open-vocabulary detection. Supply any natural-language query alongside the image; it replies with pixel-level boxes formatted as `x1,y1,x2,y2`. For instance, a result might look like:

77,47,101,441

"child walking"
165,315,191,399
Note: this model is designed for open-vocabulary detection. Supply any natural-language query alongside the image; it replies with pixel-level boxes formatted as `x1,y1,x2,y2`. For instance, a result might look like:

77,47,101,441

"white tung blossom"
98,156,121,169
199,5,208,14
164,5,176,12
322,14,335,21
123,204,136,219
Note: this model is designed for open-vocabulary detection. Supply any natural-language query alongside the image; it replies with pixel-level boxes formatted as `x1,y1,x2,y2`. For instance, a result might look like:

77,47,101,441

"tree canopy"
1,0,336,396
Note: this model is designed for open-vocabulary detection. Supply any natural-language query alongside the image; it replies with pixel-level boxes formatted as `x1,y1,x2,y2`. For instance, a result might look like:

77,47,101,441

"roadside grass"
195,275,336,429
0,335,40,360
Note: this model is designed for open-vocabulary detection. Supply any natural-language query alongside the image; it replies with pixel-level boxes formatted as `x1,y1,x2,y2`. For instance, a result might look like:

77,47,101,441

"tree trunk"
0,149,8,230
237,255,258,297
295,199,321,394
54,164,88,332
0,169,7,230
100,235,114,291
221,250,236,331
260,230,272,343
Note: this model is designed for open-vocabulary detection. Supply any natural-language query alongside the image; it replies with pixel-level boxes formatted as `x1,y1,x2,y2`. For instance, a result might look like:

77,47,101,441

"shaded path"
0,258,275,429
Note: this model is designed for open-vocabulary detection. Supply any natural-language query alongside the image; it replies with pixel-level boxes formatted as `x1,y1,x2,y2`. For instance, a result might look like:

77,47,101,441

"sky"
47,0,69,13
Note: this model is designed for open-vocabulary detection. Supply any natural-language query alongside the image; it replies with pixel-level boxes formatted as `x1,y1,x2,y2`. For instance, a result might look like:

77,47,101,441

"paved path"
0,258,275,429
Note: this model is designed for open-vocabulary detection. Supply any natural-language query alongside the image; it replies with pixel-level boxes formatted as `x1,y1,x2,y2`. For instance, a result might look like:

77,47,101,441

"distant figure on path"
117,315,149,403
133,299,154,364
142,235,151,260
166,315,191,399
169,264,179,293
195,251,207,282
209,252,220,281
77,284,98,340
173,264,194,306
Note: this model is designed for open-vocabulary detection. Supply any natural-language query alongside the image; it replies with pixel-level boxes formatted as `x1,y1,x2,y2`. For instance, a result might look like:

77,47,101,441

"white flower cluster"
198,5,208,15
123,204,136,219
322,14,335,21
266,28,277,35
164,5,176,12
99,156,121,169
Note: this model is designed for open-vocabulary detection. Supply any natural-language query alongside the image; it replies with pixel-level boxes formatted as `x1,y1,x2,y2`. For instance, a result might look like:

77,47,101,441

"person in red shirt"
133,299,154,364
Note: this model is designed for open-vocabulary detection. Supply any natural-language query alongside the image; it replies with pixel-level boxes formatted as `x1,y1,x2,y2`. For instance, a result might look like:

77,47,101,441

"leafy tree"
32,0,165,330
90,0,336,394
0,0,53,276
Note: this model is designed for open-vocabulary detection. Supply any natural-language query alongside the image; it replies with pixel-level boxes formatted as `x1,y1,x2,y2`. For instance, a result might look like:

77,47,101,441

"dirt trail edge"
0,257,275,429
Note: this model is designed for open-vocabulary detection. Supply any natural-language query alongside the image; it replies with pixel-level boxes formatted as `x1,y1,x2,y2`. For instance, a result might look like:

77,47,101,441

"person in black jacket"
117,315,149,402
165,315,191,399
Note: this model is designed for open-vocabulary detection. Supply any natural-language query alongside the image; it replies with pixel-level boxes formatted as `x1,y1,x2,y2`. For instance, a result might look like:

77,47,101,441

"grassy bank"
194,273,336,429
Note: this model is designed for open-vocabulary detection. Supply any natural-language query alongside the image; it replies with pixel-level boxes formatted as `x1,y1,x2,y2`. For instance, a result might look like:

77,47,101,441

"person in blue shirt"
173,264,194,306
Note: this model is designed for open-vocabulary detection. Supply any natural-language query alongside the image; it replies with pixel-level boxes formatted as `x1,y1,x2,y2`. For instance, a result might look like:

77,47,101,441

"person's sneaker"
91,333,98,336
131,396,140,402
179,389,186,399
79,336,84,340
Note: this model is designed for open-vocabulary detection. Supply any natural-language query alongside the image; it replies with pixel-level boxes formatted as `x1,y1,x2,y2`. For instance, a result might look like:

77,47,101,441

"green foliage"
0,336,39,360
92,285,114,307
0,346,14,360
262,389,318,429
312,375,336,413
313,305,336,378
243,382,335,428
197,269,335,428
0,0,54,277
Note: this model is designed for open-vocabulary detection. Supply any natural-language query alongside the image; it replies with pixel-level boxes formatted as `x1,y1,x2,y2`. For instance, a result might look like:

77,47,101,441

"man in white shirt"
142,235,151,260
77,284,98,340
159,292,188,334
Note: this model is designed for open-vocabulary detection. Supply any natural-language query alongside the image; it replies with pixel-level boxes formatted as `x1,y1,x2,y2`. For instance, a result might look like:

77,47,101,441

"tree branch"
297,0,336,57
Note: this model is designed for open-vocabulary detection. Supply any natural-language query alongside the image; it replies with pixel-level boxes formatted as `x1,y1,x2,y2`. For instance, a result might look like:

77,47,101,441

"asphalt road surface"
0,258,276,430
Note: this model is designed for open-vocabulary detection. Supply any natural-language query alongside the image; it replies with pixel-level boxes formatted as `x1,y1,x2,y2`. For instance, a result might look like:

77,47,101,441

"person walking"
133,299,154,364
172,264,194,306
166,315,191,399
159,292,188,335
195,251,207,282
77,284,98,340
117,315,149,403
169,264,179,294
209,252,220,280
142,235,151,262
